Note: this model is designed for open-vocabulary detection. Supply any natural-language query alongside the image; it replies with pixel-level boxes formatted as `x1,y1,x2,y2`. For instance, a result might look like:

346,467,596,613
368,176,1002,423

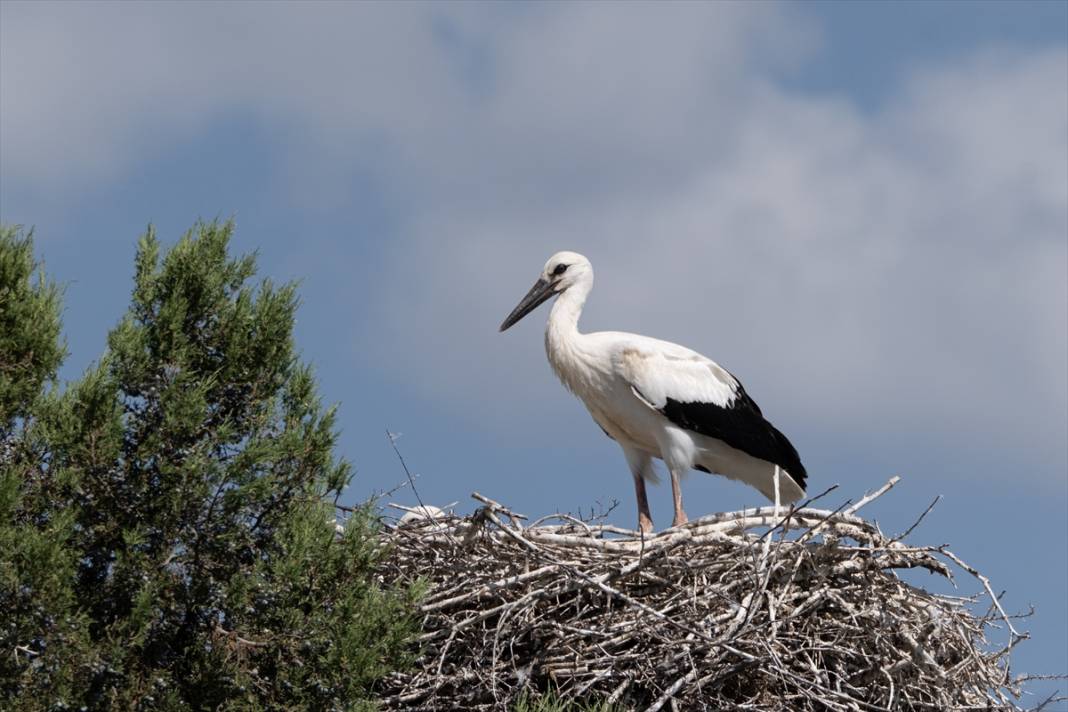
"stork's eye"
552,264,569,276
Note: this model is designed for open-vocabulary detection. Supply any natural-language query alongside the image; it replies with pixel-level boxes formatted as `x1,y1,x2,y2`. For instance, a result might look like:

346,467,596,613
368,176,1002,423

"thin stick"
386,430,459,545
843,475,901,516
645,668,698,712
891,494,941,543
937,546,1023,640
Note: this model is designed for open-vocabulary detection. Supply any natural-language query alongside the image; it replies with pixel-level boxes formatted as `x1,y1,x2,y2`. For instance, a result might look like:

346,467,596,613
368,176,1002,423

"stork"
499,251,807,533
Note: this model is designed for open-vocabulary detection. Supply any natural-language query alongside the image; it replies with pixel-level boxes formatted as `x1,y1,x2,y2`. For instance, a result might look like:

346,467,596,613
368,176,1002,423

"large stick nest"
373,479,1038,711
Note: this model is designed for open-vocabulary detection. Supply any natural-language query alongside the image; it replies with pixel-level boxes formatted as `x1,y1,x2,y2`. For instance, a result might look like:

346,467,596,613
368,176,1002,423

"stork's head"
499,251,592,331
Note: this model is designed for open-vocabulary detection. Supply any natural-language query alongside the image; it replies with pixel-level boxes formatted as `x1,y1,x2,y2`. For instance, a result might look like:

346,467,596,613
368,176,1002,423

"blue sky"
2,0,1066,702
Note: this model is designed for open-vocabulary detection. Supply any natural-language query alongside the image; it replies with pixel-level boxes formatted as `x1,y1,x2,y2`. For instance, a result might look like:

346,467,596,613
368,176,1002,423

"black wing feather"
659,383,807,490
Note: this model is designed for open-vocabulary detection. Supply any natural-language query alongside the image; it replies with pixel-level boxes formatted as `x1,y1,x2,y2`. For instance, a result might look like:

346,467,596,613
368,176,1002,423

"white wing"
596,333,807,499
613,336,739,409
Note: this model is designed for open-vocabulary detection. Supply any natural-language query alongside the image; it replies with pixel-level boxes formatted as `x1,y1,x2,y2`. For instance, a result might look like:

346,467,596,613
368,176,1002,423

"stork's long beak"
499,278,555,332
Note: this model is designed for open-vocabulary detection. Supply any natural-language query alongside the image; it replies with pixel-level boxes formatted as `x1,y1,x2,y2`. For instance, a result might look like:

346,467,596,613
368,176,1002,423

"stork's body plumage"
501,252,806,533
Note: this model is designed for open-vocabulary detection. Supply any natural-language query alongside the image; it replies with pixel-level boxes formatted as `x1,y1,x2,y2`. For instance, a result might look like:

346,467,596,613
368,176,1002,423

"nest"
374,479,1038,711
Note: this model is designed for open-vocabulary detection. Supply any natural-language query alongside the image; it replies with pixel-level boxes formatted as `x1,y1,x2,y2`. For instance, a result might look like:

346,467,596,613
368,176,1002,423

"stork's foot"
638,513,654,535
671,510,689,528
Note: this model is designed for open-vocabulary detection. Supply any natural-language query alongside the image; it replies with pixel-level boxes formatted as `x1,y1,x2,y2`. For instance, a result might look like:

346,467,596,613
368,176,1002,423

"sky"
2,0,1066,703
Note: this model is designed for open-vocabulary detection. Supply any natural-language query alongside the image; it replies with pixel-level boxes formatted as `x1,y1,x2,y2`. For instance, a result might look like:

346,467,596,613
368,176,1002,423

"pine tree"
1,222,420,710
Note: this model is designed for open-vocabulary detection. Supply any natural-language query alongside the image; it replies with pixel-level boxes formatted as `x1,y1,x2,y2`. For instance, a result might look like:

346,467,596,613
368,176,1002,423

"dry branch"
374,480,1042,711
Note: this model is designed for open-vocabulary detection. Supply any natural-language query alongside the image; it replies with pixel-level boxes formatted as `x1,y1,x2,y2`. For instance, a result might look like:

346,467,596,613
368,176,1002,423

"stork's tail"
695,452,806,505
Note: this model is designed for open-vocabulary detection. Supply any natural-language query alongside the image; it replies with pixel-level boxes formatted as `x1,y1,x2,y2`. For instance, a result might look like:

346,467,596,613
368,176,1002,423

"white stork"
499,251,807,533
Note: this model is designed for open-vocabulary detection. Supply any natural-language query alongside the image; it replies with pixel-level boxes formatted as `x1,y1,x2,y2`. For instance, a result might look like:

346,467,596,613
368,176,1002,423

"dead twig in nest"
375,479,1049,711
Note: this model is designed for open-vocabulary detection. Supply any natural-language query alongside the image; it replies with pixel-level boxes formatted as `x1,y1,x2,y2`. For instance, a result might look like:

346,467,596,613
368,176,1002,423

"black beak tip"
499,277,553,334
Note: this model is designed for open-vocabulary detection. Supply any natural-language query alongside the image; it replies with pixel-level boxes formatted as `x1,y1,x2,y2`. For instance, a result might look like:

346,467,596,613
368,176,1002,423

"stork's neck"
545,277,594,393
548,282,588,337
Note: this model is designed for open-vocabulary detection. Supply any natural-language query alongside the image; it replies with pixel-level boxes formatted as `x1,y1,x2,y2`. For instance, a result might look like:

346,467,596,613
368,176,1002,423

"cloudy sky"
2,0,1065,698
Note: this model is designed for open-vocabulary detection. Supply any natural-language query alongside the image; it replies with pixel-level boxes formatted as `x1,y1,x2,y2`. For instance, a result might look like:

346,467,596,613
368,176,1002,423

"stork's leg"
621,444,655,534
670,468,688,528
652,426,695,529
633,474,654,534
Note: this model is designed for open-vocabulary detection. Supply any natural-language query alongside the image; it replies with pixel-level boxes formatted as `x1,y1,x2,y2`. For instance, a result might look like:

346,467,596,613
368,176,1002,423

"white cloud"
2,2,1064,477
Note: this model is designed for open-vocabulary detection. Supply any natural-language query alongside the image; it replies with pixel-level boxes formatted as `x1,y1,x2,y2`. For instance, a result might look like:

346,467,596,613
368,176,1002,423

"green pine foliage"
0,226,65,427
0,222,421,710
